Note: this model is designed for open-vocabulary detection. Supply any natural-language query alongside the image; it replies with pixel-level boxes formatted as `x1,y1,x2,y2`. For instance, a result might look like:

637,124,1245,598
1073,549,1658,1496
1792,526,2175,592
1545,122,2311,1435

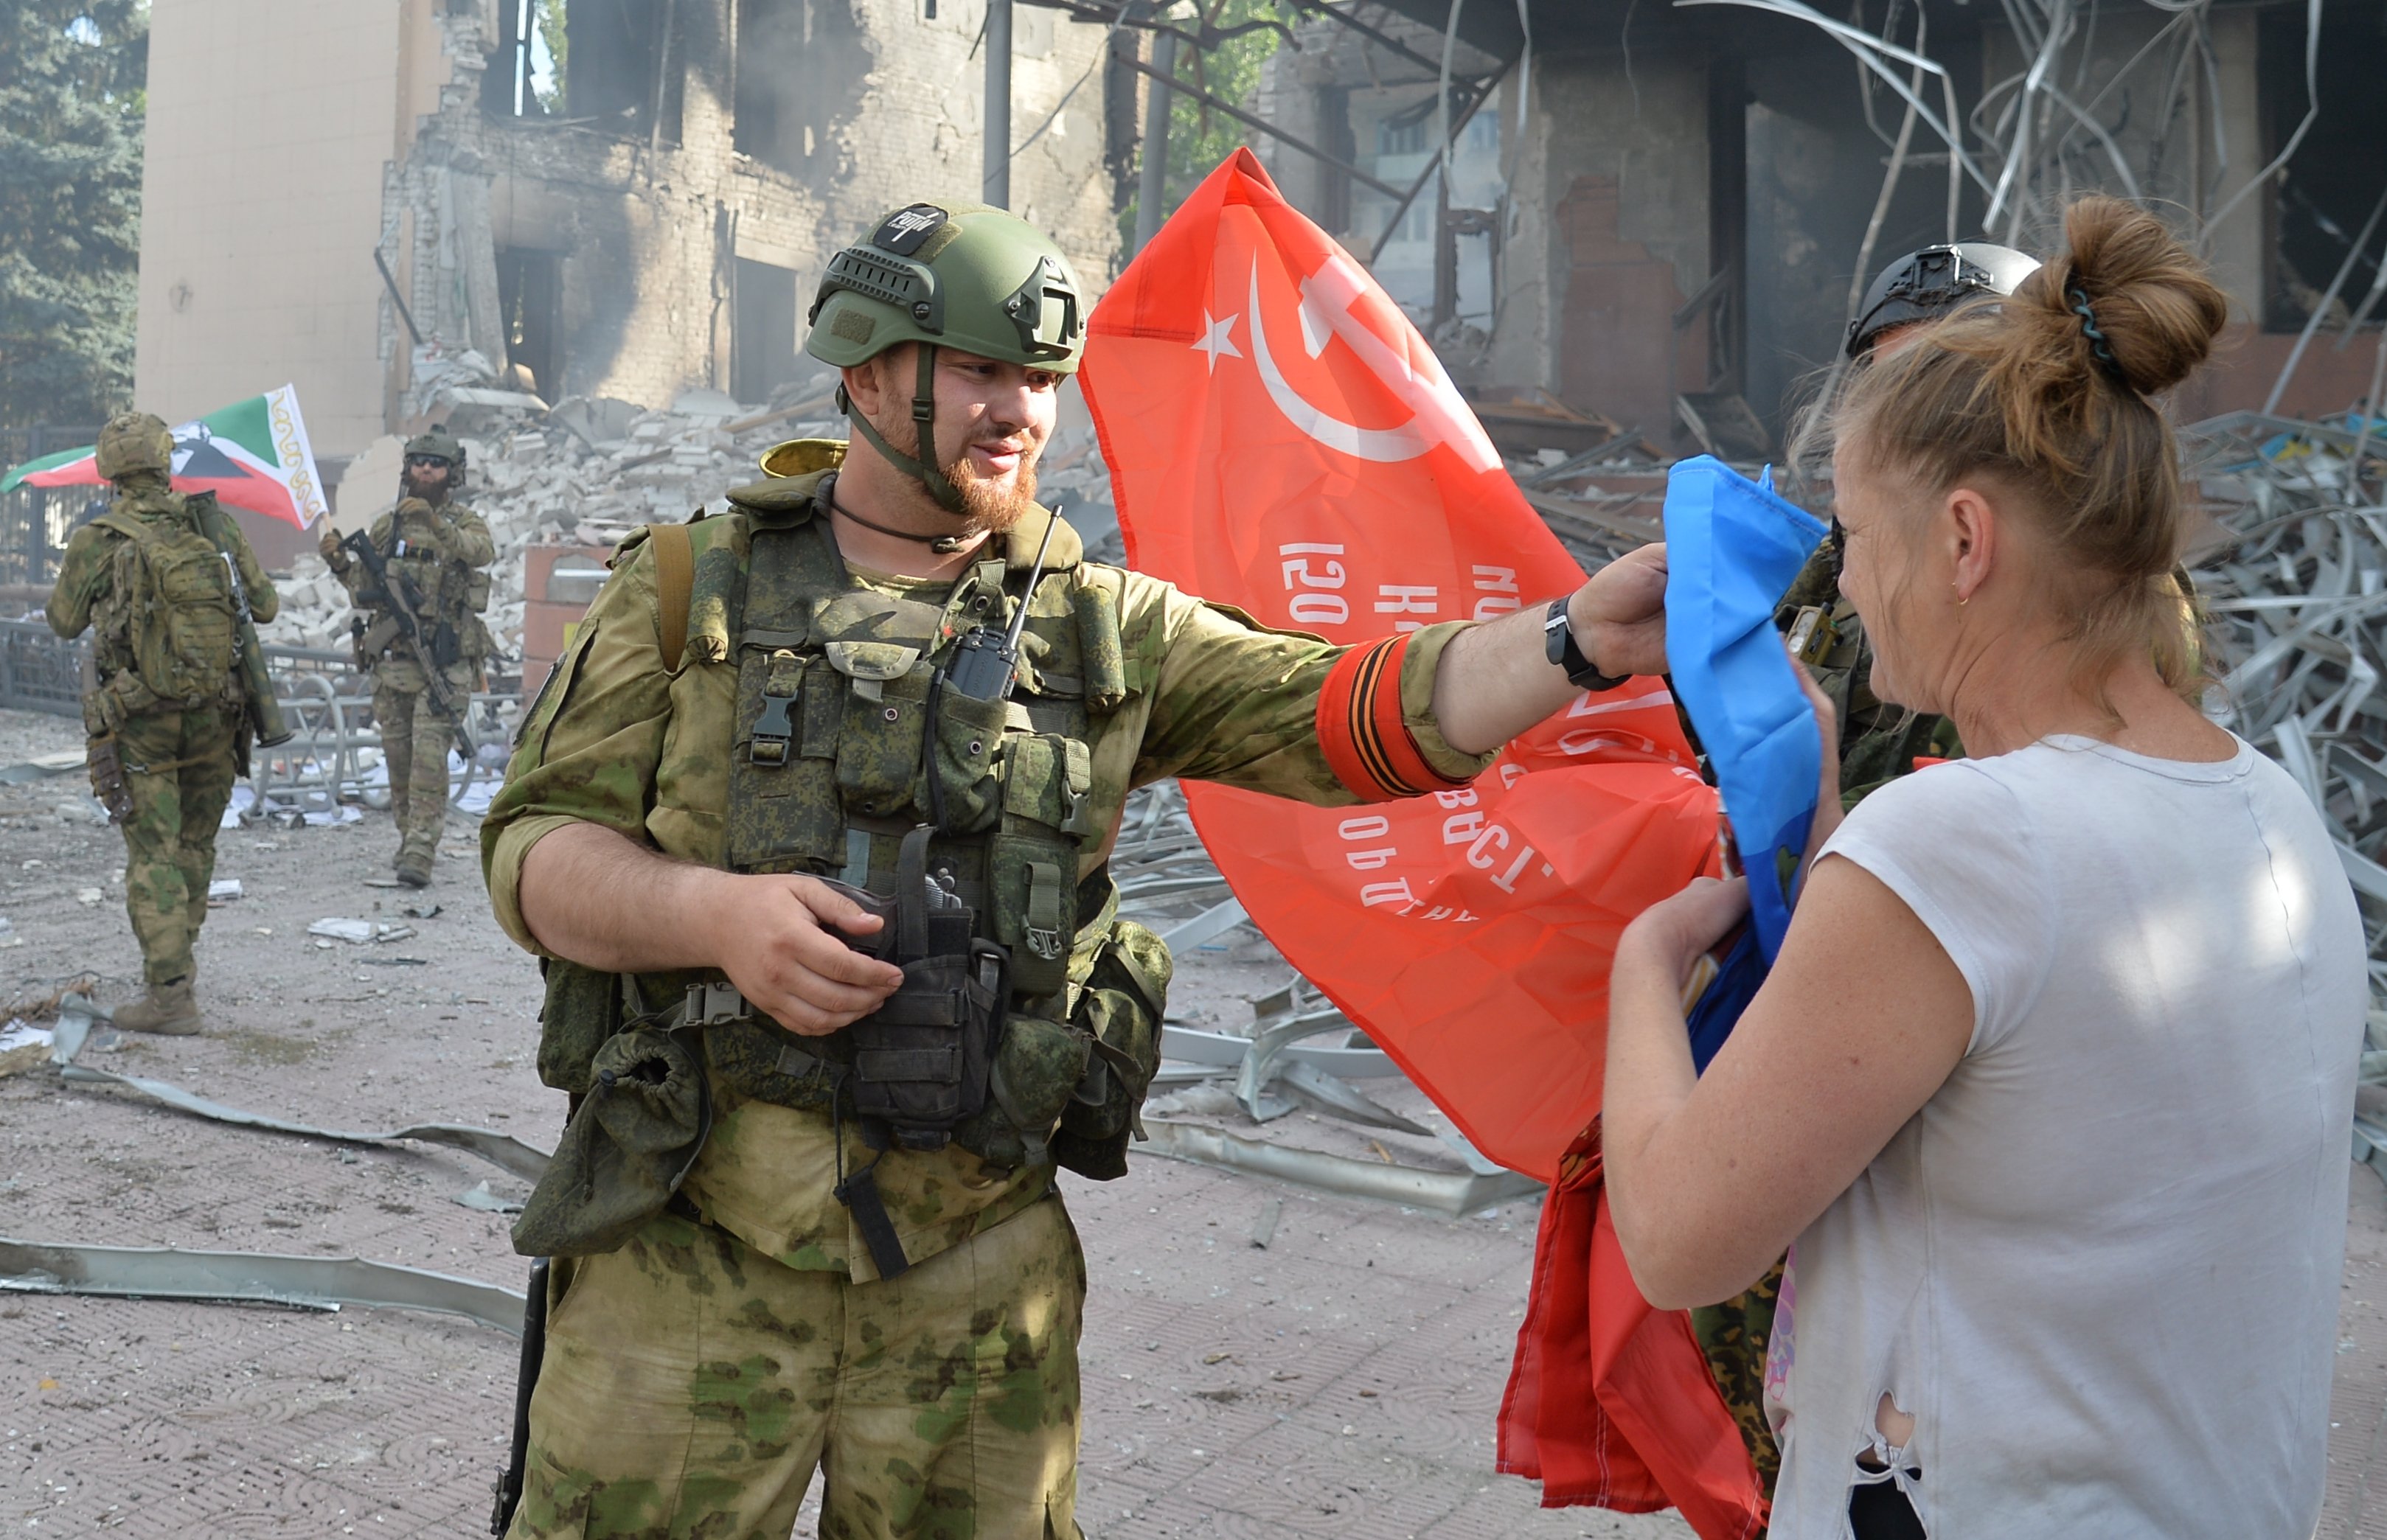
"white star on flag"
1190,310,1242,373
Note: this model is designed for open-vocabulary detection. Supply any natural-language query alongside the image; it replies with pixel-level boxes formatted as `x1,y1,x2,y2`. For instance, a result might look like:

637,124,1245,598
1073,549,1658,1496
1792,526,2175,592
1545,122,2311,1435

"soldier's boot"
394,835,435,889
113,977,203,1036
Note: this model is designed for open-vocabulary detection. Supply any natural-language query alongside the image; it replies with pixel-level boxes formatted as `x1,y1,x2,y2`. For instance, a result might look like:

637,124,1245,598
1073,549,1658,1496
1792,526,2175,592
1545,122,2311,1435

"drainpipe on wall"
984,0,1013,208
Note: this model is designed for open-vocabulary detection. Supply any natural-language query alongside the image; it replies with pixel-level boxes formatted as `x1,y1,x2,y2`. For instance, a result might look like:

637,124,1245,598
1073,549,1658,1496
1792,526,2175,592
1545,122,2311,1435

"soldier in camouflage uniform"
480,201,1673,1539
46,412,280,1034
1688,240,2042,1494
321,428,495,886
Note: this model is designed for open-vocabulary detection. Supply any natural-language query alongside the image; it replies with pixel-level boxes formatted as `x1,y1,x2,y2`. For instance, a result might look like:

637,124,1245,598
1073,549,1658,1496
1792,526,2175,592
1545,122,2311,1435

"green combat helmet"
94,412,175,481
803,201,1085,513
402,426,467,492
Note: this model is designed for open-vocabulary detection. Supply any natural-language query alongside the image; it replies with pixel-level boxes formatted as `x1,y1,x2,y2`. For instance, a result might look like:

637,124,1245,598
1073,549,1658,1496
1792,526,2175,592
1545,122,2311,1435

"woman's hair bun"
2021,196,2228,397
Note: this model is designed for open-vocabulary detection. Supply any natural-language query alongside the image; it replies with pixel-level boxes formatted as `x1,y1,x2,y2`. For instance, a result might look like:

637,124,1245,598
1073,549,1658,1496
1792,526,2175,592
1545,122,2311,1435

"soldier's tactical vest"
530,472,1167,1261
360,504,494,670
87,495,241,726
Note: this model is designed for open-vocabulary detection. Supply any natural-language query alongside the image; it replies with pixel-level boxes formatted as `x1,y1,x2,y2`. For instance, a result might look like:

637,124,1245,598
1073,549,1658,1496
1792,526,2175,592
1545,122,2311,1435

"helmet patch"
874,203,949,257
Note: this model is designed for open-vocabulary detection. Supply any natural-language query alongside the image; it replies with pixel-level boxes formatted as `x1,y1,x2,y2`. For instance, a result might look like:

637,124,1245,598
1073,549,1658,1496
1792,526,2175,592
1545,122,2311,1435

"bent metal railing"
0,621,512,812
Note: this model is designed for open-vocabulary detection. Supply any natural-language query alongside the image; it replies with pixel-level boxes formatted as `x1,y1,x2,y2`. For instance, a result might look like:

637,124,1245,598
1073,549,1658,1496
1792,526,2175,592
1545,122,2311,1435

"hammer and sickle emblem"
1243,257,1501,473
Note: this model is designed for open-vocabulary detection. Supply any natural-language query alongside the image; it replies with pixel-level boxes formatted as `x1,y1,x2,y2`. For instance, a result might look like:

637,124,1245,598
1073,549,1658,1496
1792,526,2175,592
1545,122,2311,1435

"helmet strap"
839,344,969,517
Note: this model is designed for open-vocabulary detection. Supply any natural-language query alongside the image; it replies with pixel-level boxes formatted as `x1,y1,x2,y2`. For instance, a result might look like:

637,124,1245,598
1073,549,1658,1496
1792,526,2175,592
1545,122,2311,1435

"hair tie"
2067,286,2128,386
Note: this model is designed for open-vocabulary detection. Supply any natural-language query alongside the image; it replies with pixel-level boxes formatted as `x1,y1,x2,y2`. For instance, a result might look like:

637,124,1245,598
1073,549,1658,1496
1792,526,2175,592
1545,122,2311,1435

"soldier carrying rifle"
46,411,284,1035
321,426,495,887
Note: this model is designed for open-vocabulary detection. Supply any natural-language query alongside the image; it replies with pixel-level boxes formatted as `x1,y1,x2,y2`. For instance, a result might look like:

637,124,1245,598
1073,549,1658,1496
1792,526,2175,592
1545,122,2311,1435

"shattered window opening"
496,248,565,401
732,255,802,406
2261,0,2387,332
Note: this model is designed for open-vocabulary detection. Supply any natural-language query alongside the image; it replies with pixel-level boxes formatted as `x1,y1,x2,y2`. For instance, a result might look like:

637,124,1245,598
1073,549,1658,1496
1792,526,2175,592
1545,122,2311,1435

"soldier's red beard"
943,439,1040,533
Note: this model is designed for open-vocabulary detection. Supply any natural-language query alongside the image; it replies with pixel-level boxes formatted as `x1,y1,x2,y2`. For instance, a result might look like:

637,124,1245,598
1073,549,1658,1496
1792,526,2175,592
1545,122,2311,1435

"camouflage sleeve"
479,538,670,956
445,504,496,568
44,524,112,640
229,523,279,623
1121,570,1492,804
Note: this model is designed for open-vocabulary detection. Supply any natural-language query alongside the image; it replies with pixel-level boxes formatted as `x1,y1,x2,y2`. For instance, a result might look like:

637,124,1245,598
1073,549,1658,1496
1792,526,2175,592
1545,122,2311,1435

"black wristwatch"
1544,596,1627,691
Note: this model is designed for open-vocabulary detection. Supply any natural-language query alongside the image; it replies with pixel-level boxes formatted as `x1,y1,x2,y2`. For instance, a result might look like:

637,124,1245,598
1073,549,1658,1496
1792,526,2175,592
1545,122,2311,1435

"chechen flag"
1083,150,1722,1183
1,384,330,529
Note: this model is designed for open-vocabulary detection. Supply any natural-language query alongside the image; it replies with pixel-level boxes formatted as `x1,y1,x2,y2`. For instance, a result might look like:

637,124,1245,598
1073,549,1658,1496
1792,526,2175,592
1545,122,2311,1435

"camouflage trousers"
372,673,457,863
114,705,240,985
507,1192,1086,1540
1691,1257,1784,1499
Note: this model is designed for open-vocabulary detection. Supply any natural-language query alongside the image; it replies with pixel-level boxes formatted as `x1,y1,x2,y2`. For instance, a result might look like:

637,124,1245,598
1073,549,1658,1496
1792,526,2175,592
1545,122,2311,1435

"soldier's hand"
395,498,448,554
1566,543,1669,680
318,528,344,565
710,874,905,1035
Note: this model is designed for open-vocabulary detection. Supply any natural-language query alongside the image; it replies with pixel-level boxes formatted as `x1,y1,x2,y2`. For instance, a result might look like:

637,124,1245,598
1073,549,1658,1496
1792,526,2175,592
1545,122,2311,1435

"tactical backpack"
90,498,240,712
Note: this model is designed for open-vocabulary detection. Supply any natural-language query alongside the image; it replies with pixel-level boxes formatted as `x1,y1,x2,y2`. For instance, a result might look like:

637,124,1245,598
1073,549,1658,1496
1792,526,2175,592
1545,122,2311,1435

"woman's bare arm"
1602,860,1973,1309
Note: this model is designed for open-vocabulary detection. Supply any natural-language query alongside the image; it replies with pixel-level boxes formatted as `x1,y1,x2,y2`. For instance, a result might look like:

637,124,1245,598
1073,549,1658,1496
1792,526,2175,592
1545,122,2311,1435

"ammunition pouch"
1050,915,1170,1180
352,613,403,668
511,1022,712,1258
84,733,131,825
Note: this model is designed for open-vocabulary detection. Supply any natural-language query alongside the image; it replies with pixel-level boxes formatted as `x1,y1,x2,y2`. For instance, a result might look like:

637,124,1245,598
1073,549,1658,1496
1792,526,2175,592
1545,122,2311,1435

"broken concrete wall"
387,0,1125,419
1521,41,1712,445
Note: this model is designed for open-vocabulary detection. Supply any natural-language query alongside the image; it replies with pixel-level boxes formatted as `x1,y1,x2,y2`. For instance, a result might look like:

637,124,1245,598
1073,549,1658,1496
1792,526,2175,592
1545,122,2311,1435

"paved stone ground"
0,705,2381,1538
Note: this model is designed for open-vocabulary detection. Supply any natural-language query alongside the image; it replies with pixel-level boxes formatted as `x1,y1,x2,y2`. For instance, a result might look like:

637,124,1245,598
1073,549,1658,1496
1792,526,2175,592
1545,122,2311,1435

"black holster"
840,827,1008,1152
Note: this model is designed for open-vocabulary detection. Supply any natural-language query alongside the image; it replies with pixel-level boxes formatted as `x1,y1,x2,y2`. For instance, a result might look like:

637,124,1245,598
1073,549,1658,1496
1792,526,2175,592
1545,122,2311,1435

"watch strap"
1544,596,1627,692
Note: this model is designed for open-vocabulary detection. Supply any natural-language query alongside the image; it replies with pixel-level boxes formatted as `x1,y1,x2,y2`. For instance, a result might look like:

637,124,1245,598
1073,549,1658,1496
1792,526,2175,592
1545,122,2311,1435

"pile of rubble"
257,371,1120,667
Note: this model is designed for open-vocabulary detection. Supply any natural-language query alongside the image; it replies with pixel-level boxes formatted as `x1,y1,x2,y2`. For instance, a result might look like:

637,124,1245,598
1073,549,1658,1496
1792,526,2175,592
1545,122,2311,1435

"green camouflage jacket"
482,465,1491,1279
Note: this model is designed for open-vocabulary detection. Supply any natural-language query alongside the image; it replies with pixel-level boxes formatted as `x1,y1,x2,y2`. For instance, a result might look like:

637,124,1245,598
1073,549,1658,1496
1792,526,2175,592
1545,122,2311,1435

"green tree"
1120,1,1290,252
0,1,146,442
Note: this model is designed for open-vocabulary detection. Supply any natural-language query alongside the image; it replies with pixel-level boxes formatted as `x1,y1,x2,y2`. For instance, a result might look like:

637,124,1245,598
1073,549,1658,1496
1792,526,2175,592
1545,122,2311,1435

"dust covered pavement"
4,695,2387,1538
0,707,1686,1538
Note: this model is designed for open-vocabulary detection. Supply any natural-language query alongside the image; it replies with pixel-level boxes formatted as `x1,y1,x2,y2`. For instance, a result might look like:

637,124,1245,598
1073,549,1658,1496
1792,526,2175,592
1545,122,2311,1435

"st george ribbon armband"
1316,634,1473,802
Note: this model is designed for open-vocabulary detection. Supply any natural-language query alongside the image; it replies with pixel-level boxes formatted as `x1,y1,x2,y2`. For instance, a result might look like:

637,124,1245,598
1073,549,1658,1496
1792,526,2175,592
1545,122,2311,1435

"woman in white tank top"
1602,197,2368,1540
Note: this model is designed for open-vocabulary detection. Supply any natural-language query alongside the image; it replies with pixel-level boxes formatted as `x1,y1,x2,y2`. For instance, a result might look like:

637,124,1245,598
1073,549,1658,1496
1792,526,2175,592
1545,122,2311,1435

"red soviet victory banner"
1080,150,1721,1182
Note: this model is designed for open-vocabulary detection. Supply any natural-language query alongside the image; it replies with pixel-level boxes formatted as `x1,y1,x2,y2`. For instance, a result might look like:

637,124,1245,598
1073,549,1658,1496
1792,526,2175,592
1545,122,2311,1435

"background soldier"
321,427,495,887
482,201,1670,1539
46,411,280,1034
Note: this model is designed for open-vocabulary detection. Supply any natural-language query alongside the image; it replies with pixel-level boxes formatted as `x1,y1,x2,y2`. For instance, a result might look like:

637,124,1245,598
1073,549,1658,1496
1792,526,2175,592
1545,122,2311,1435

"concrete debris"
0,1018,52,1079
206,878,242,903
452,1180,526,1216
306,917,417,944
74,887,101,905
262,370,1122,669
0,752,81,785
0,1235,526,1337
1248,1194,1282,1250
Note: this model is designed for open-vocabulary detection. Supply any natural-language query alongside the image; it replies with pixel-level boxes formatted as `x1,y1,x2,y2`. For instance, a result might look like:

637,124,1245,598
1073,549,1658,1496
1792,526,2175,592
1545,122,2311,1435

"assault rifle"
341,521,475,755
488,1256,549,1536
190,494,293,749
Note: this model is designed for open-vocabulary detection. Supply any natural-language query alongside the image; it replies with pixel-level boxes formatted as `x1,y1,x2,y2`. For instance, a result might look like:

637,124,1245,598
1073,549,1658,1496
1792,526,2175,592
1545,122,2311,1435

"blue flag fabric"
1661,455,1829,964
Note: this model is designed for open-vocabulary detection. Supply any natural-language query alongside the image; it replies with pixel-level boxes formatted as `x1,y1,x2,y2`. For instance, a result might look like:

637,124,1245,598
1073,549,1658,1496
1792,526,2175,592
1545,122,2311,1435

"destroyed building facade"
1247,0,2386,456
133,0,1129,465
